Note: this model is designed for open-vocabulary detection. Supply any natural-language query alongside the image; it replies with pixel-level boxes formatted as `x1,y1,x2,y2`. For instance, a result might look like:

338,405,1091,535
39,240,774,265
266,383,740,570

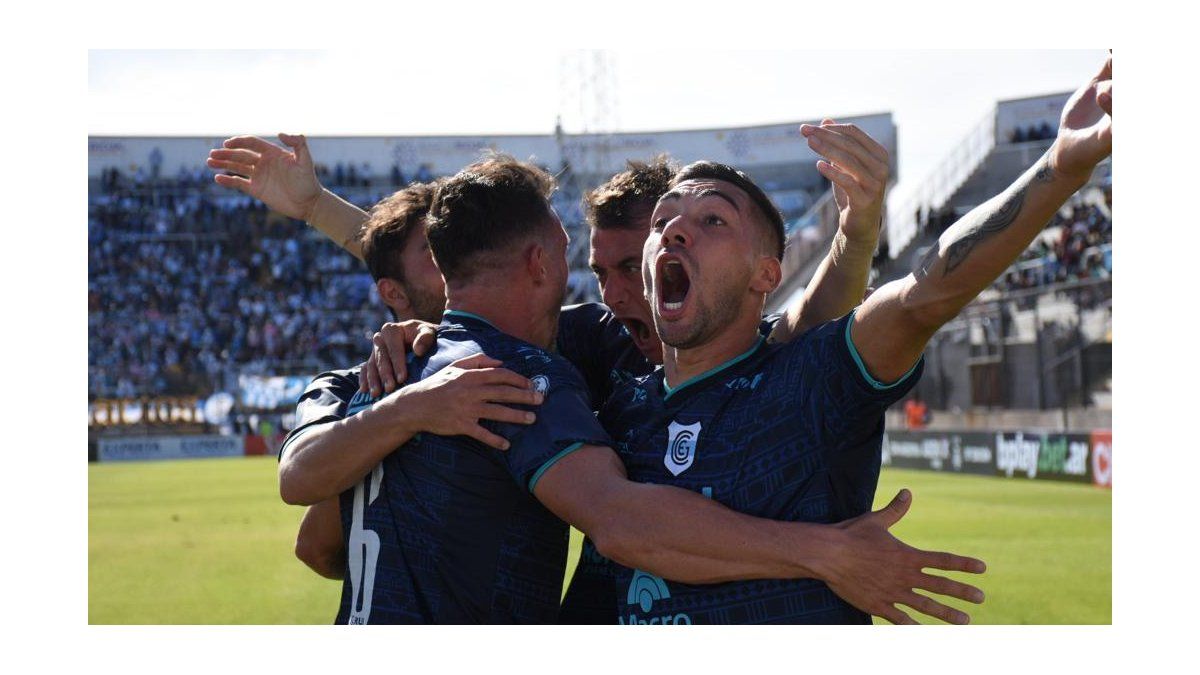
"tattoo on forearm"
925,158,1055,278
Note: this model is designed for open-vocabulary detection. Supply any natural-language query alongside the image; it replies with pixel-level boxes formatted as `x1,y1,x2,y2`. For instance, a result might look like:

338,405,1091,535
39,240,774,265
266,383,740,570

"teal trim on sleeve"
663,336,766,401
443,310,498,330
844,309,921,390
527,442,587,493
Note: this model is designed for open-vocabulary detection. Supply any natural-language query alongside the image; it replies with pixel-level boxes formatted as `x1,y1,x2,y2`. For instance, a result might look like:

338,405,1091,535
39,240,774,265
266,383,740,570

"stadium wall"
95,434,286,462
882,429,1112,487
87,113,897,186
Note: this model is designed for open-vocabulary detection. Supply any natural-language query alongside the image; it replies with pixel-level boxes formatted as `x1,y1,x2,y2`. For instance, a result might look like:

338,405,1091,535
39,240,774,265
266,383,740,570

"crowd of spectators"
89,173,387,401
997,186,1112,293
90,160,600,403
1007,121,1058,144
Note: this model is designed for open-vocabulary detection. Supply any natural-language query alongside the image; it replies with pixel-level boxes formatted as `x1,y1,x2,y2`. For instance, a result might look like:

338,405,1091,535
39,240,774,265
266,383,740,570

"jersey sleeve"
490,355,614,493
787,310,924,451
277,369,361,461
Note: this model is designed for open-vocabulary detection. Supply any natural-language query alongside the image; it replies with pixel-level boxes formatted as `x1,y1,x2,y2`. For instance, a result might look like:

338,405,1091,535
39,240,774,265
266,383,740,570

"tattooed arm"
849,54,1112,383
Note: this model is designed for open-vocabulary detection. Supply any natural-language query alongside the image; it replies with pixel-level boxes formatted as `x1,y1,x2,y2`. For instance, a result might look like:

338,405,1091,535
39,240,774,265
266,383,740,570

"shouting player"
592,54,1112,624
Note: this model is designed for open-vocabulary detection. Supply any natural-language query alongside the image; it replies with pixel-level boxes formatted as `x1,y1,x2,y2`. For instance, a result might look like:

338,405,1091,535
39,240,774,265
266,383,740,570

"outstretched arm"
852,54,1112,382
208,133,369,258
772,120,887,342
535,445,985,624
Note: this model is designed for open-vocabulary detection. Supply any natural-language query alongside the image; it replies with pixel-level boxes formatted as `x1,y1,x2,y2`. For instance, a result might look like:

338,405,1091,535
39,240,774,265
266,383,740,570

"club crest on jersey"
530,375,550,395
665,421,701,476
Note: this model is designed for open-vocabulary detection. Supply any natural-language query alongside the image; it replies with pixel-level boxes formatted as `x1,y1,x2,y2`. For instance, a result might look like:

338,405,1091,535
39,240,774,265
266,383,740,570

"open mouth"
620,317,654,345
657,256,692,313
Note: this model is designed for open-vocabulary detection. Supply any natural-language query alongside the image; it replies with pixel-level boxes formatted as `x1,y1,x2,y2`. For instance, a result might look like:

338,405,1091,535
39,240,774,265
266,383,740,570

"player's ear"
377,278,413,315
524,242,548,283
750,255,782,294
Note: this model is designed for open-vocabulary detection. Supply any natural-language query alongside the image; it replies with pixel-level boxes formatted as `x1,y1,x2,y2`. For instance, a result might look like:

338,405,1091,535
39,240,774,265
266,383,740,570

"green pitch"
89,457,1110,624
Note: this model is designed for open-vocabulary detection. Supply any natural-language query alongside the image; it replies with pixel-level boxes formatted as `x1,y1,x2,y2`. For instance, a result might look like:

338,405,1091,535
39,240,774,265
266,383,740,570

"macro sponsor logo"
995,432,1041,478
619,570,692,625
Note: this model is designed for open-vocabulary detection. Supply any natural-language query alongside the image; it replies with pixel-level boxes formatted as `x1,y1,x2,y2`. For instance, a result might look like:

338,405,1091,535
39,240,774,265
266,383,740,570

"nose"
601,275,627,309
659,216,691,250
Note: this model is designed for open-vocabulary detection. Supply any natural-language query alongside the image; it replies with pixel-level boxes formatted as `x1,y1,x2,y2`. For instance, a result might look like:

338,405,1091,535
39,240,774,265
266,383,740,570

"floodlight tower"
556,50,620,303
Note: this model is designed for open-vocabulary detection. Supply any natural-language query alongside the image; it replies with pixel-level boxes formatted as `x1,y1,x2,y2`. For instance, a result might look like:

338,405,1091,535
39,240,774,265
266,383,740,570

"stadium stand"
89,119,871,435
846,91,1113,427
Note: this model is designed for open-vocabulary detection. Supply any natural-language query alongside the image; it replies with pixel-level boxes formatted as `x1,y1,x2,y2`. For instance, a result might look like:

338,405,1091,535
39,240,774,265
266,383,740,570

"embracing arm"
280,354,542,506
772,121,889,342
533,445,984,624
208,133,369,258
294,499,346,580
535,445,831,584
852,56,1112,382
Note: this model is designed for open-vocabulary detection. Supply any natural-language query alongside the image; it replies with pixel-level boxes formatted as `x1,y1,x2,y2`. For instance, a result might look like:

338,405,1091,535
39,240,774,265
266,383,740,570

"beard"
408,285,448,325
655,275,747,350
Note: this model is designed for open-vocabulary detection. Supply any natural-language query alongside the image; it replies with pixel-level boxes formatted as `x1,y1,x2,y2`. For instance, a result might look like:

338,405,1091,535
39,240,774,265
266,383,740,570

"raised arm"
207,133,369,258
279,354,542,505
771,120,887,342
852,55,1112,382
535,445,986,624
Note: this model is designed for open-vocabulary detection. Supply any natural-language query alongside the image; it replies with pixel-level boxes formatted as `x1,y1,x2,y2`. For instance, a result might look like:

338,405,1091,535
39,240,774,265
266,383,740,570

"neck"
446,280,555,350
662,309,763,391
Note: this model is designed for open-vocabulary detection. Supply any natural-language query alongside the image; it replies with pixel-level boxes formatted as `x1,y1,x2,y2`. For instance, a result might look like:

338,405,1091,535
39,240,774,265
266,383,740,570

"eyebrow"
657,188,740,212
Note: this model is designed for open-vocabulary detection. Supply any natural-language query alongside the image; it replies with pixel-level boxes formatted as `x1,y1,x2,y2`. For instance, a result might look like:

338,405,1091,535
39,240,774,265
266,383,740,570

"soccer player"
594,55,1112,624
273,154,986,623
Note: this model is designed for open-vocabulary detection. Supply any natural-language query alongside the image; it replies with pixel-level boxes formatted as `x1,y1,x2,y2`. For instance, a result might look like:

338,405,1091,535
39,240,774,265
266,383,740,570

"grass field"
89,457,1110,624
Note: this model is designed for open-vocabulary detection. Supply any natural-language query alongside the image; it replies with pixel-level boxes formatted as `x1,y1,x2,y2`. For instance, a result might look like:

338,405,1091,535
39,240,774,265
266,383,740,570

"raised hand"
800,119,890,243
824,490,987,625
1050,53,1112,179
359,319,440,396
207,133,323,221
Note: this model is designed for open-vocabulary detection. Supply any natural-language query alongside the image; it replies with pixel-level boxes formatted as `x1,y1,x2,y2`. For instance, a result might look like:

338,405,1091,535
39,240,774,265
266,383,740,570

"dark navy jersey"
556,307,784,625
555,303,657,410
596,310,922,625
305,311,612,624
278,367,361,462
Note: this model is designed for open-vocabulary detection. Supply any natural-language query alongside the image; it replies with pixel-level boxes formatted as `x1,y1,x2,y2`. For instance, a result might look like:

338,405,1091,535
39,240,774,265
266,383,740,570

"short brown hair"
360,181,439,284
585,155,678,231
426,154,557,283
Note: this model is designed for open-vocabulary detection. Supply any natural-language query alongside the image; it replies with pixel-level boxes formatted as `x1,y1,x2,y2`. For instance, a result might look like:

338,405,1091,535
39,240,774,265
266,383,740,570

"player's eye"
652,217,669,230
622,263,639,274
705,214,725,227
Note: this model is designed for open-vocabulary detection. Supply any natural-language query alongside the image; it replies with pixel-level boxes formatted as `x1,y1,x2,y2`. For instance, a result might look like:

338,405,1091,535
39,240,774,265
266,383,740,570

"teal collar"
443,310,499,330
663,336,766,401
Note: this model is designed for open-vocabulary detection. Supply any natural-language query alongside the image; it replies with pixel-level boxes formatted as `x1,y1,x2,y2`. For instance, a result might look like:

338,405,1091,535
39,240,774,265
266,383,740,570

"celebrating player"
269,154,988,623
591,54,1112,624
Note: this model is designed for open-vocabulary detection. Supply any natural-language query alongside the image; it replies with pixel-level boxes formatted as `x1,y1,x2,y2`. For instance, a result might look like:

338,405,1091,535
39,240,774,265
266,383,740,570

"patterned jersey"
293,310,612,624
555,303,659,409
597,310,922,624
556,307,784,624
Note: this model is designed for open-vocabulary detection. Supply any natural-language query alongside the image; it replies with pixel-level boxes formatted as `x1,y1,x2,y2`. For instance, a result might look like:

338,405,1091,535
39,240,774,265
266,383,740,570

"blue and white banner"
98,435,243,462
238,374,310,410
